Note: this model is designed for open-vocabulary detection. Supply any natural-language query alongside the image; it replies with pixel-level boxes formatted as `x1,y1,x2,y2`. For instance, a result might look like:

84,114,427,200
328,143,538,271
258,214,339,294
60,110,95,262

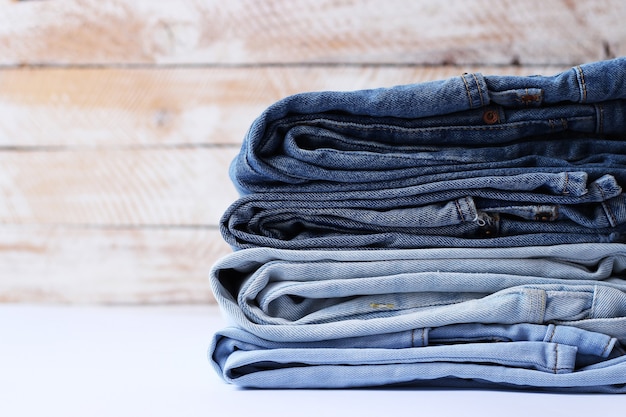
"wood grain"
0,147,239,226
1,0,622,304
0,65,567,147
0,225,230,303
0,0,623,66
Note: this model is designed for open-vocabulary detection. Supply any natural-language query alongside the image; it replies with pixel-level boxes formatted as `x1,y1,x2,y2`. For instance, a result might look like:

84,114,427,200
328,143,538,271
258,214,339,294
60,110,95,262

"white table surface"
1,304,624,417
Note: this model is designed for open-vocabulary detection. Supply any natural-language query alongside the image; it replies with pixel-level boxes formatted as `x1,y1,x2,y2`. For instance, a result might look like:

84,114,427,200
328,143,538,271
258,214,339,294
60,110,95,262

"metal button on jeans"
482,109,499,124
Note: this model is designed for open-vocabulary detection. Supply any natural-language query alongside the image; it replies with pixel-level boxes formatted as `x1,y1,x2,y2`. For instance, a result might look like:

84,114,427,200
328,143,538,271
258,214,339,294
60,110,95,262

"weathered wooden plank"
0,0,623,66
0,225,230,303
0,147,239,226
0,67,258,147
0,65,568,147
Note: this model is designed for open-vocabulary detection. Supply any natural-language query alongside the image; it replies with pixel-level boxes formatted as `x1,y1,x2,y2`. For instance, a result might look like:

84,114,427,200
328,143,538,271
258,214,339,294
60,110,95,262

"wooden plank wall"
0,0,624,304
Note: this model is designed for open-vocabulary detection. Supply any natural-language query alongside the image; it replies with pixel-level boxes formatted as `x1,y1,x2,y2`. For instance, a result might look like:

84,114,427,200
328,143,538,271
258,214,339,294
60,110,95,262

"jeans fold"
209,58,626,392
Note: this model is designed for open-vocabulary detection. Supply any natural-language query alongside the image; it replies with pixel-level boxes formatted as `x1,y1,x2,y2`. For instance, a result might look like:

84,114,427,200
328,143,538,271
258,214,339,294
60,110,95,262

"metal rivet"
483,110,499,124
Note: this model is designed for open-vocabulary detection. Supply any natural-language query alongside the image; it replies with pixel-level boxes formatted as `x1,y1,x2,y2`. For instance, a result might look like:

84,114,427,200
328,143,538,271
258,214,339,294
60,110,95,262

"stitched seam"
470,73,485,107
595,182,618,227
538,290,546,323
576,65,588,103
454,198,467,223
562,172,570,195
461,74,474,108
528,288,538,323
601,201,618,227
554,343,559,374
289,117,594,137
359,353,571,372
466,197,477,221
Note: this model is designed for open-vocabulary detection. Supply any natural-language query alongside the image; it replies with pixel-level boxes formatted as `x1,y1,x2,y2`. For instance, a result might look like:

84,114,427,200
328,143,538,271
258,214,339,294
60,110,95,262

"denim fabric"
210,244,626,342
229,58,626,194
222,58,626,249
210,325,626,391
208,243,626,390
209,59,626,392
221,178,626,249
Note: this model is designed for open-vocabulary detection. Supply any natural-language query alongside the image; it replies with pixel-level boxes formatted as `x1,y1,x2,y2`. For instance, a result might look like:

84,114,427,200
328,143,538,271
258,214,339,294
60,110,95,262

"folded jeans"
230,58,626,194
222,179,626,249
210,324,626,391
210,59,626,393
210,243,626,343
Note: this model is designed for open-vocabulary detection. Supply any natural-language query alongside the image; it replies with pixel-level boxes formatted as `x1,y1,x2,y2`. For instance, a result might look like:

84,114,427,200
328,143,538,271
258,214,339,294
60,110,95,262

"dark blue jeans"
230,58,626,194
222,58,626,249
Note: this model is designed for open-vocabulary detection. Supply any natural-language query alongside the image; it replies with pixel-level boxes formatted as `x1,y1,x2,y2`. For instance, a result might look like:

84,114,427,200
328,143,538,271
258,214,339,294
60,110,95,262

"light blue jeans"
211,324,625,391
209,243,626,391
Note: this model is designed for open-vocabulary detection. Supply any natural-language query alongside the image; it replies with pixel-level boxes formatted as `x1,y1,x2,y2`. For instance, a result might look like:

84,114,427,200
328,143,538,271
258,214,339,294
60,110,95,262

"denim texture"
222,58,626,249
210,244,626,341
209,244,626,391
221,177,626,249
209,58,626,392
229,58,626,194
211,326,626,391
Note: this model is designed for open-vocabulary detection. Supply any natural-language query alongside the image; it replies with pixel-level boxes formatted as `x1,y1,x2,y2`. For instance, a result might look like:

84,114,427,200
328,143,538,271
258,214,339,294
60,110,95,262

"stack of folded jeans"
208,58,626,392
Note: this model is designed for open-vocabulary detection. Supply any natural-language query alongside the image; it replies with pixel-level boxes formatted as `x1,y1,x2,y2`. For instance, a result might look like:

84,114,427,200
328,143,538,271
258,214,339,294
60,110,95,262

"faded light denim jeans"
221,58,626,250
209,243,626,391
